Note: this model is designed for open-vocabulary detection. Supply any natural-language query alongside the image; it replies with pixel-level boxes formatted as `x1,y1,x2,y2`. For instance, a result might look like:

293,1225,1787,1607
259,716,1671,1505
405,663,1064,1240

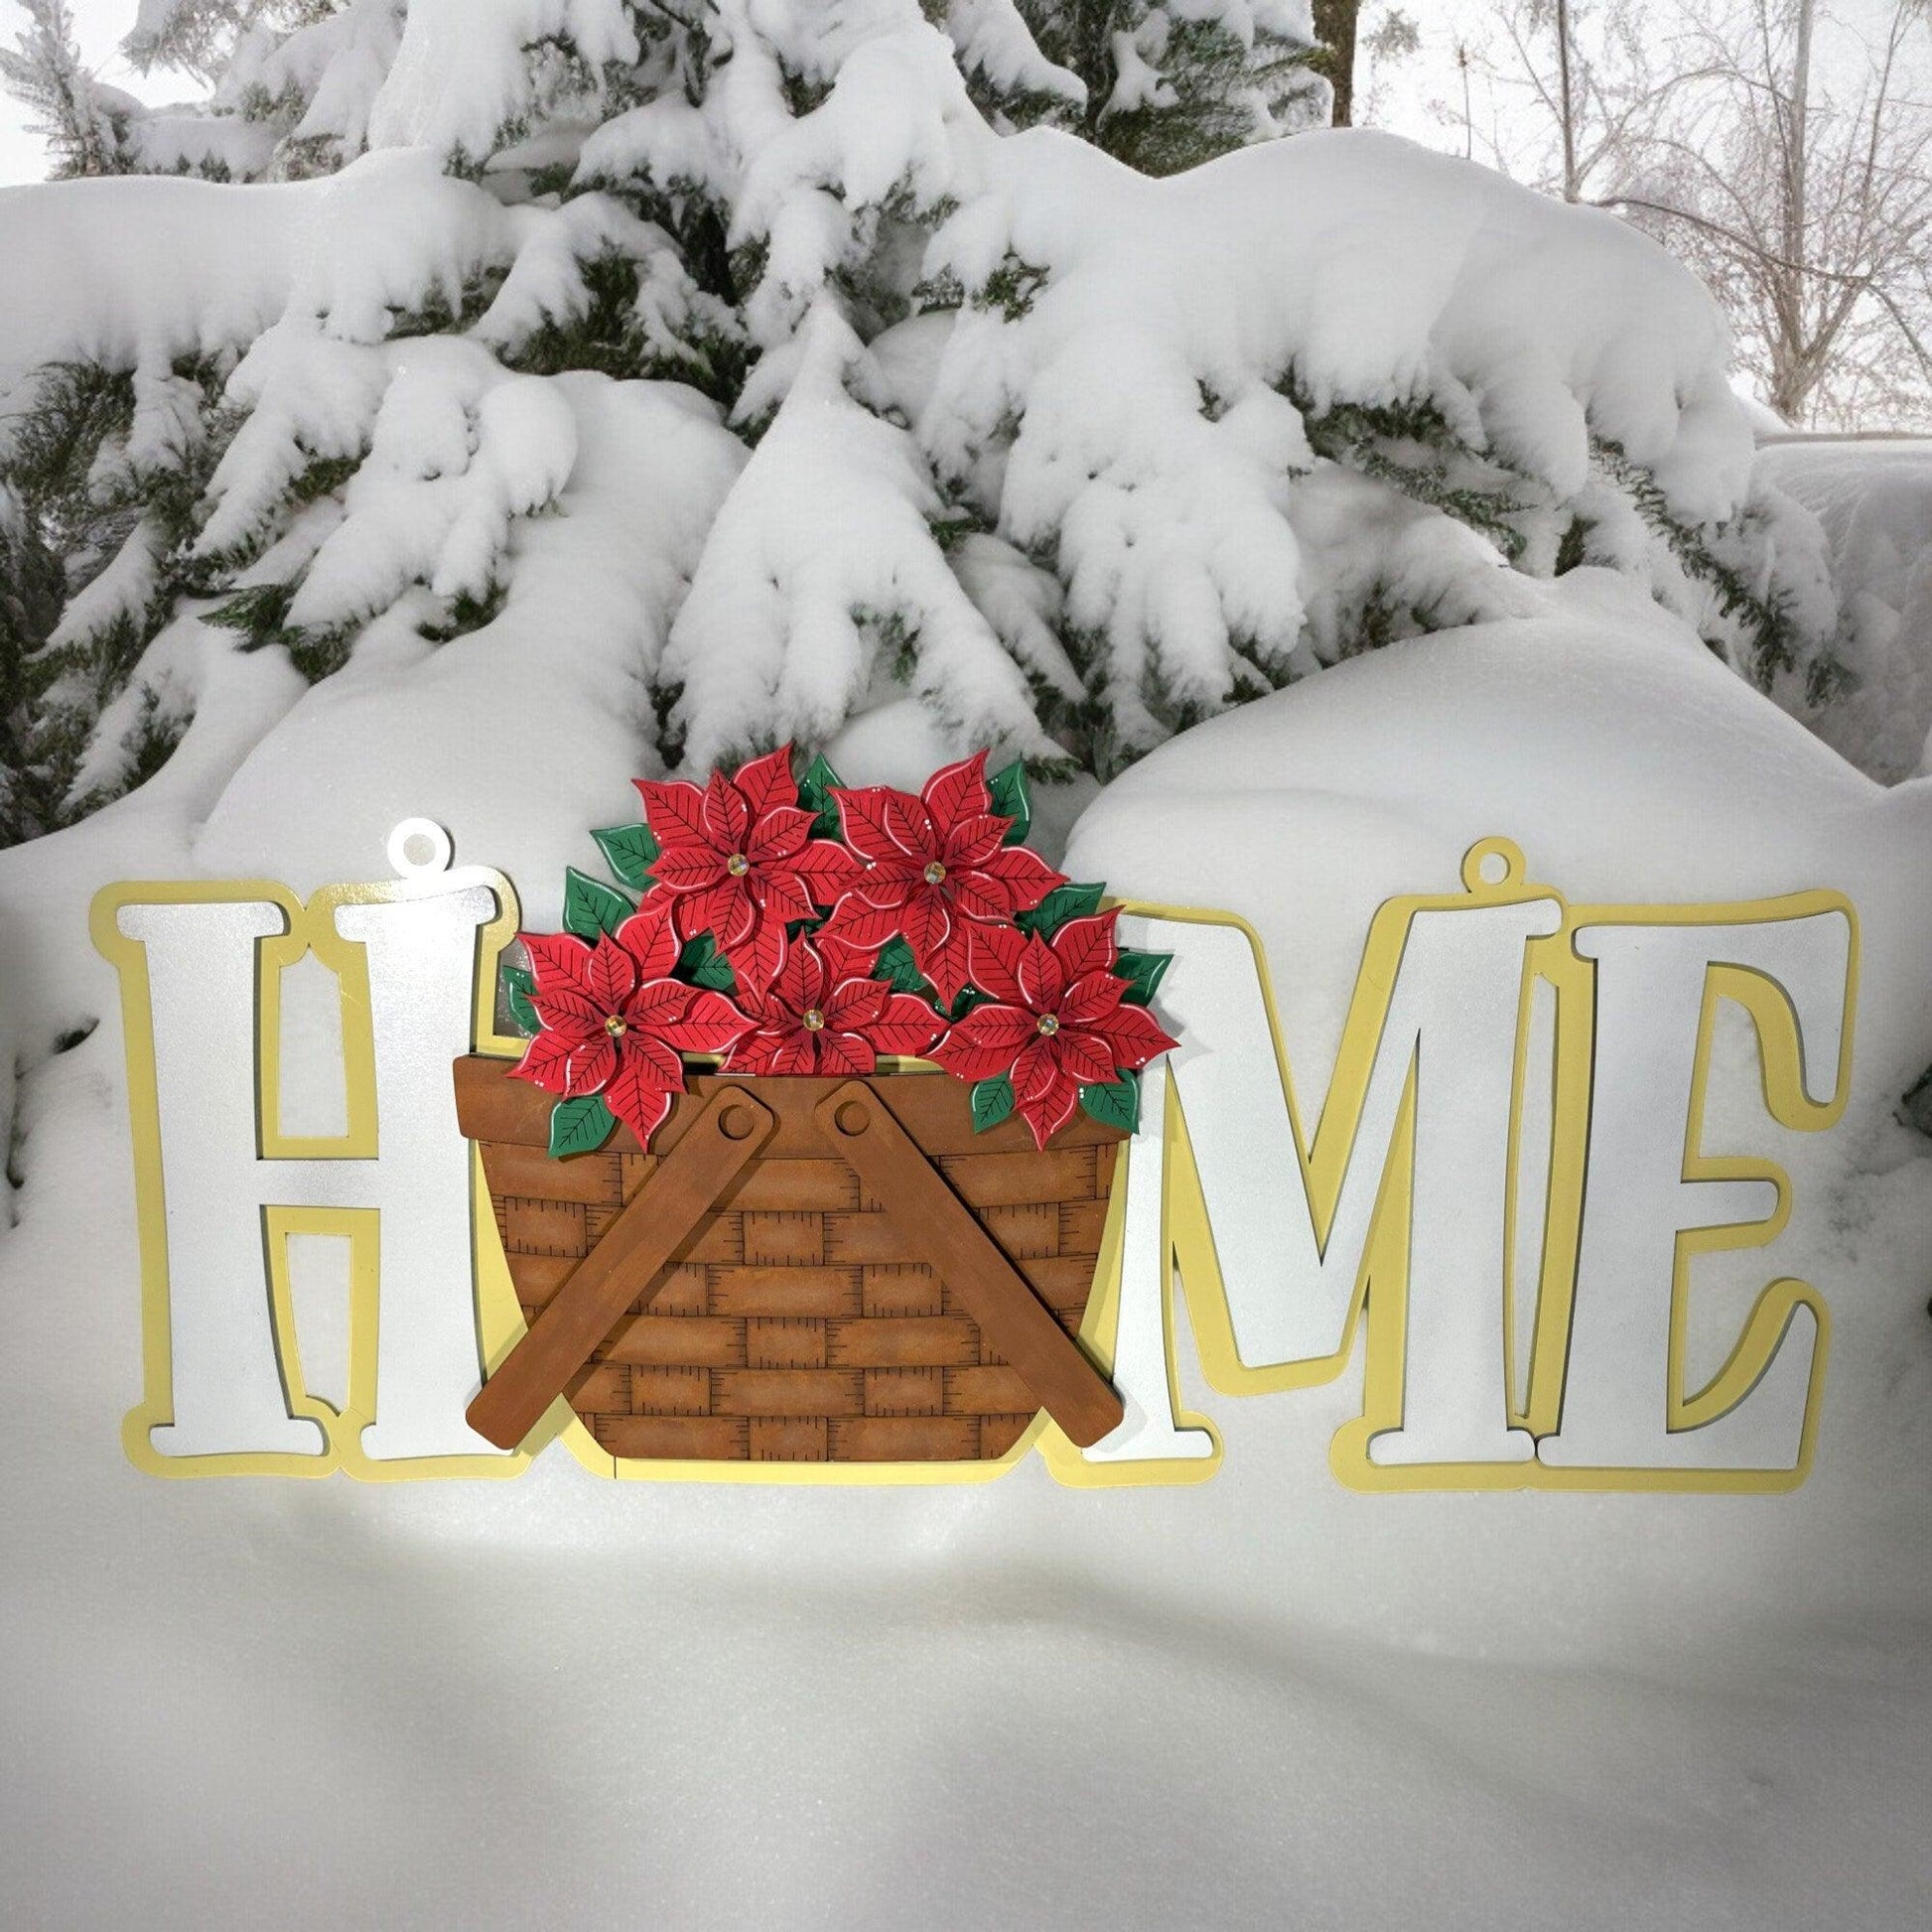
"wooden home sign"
93,797,1857,1494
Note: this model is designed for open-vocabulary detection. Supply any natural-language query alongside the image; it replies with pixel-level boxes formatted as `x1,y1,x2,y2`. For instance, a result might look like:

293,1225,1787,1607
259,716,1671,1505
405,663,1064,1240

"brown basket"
454,1057,1124,1464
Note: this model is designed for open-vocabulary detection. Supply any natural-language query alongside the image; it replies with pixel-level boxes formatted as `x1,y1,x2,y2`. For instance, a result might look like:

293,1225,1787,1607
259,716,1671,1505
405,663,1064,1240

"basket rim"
453,1053,1129,1159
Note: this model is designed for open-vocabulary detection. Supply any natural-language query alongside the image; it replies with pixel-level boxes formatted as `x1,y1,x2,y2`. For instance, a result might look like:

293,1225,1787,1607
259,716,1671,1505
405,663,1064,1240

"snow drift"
0,570,1928,1928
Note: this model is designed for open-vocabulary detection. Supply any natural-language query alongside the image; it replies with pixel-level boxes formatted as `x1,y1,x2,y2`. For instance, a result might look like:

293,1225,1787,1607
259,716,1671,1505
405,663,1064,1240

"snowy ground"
1,564,1927,1927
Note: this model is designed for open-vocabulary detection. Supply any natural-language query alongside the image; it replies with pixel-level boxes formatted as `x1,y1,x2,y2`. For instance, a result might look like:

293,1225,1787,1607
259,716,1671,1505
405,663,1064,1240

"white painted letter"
1539,913,1851,1473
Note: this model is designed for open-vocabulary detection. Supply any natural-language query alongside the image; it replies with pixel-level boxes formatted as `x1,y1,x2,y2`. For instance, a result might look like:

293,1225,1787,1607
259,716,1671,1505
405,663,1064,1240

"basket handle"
812,1079,1125,1449
467,1084,777,1451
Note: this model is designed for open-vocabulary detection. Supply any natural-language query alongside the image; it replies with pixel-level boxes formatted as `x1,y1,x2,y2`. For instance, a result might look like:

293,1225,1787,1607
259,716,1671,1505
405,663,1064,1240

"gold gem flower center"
726,853,750,877
801,1008,826,1032
605,1015,627,1037
1035,1014,1060,1036
922,860,946,885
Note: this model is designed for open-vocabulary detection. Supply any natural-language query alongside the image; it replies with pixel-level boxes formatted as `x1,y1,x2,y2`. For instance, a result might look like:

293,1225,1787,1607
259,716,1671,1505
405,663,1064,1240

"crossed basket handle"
466,1078,1125,1455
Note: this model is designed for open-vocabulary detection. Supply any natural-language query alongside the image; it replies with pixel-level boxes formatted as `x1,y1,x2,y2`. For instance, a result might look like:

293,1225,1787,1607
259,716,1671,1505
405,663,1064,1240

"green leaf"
797,752,846,839
1113,947,1172,1007
677,931,738,992
871,934,931,996
501,963,539,1035
1020,880,1104,938
548,1093,617,1159
971,1074,1015,1132
1079,1070,1141,1134
948,984,987,1023
562,866,633,941
591,822,660,892
987,759,1032,844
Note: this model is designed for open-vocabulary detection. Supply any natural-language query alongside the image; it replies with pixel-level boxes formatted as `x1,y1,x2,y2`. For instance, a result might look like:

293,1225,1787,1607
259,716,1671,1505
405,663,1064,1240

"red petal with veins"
767,1034,818,1076
1012,1036,1061,1106
816,931,882,981
833,788,924,864
815,1032,874,1077
968,922,1029,1005
634,778,709,849
604,1062,676,1147
721,1030,775,1075
509,1029,575,1092
622,1032,686,1087
898,888,952,970
977,844,1064,906
772,938,825,1016
733,745,797,820
942,812,1007,870
531,987,606,1035
702,770,751,851
943,868,1012,924
1089,999,1178,1069
929,1002,1035,1081
920,752,990,839
824,975,886,1030
921,920,974,1006
730,912,786,995
1016,932,1065,1013
622,979,690,1031
661,987,755,1056
615,906,679,982
1050,911,1119,985
1056,1029,1120,1085
520,930,597,996
880,790,936,862
757,868,818,928
649,844,728,894
818,893,908,954
1017,1076,1081,1150
866,992,943,1057
681,879,756,949
788,838,867,898
1059,970,1128,1031
586,935,636,1011
747,804,814,864
565,1034,618,1095
896,885,950,973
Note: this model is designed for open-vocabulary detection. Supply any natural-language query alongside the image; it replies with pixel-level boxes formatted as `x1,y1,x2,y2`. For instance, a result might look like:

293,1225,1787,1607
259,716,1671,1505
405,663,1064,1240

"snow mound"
1070,570,1932,1101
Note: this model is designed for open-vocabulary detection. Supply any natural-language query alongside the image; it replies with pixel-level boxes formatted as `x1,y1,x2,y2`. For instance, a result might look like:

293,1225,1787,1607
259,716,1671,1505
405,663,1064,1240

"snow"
662,304,1062,772
1,573,1928,1927
0,167,294,399
0,146,505,414
191,372,743,915
939,0,1084,109
1756,437,1932,781
890,122,1804,761
366,0,638,160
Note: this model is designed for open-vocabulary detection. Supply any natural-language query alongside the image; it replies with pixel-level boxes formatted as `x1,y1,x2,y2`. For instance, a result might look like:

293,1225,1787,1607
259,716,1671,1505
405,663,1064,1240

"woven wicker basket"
454,1057,1124,1463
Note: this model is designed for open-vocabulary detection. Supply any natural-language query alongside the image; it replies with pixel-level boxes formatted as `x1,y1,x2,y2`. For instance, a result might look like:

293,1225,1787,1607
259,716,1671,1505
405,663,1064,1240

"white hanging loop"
386,818,455,881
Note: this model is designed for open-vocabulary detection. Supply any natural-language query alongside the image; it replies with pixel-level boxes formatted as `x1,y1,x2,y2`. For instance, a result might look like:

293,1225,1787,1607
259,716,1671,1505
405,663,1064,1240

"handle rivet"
719,1104,756,1141
834,1101,870,1137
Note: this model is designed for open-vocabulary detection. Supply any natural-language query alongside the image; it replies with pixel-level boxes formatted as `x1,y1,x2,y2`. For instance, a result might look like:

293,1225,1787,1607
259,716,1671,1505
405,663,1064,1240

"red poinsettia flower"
636,745,863,993
928,911,1177,1148
725,936,942,1077
511,908,750,1145
817,751,1065,1004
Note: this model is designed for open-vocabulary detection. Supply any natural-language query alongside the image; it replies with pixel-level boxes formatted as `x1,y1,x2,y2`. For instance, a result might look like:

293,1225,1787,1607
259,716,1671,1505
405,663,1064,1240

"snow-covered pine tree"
1009,2,1331,172
0,0,142,179
0,0,1847,850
